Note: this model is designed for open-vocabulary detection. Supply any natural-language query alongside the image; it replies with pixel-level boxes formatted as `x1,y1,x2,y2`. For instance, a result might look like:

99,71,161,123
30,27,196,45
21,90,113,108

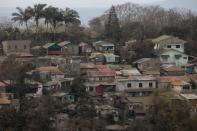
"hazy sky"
0,0,164,8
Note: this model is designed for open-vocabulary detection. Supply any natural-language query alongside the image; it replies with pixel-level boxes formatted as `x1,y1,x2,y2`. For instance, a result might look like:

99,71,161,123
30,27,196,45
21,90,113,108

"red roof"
87,70,115,77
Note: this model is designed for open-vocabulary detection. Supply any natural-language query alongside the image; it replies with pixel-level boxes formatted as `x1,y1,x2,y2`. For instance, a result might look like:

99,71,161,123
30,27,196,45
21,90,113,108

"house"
52,92,75,103
30,66,65,82
94,41,115,53
89,52,105,65
43,43,62,55
152,35,186,53
116,75,157,97
103,53,120,64
142,70,160,77
161,65,185,76
158,49,188,67
2,40,31,56
182,63,197,74
56,57,81,77
152,35,188,67
80,63,97,76
78,42,92,55
24,81,43,97
58,41,79,56
157,76,191,93
85,70,116,95
133,58,160,72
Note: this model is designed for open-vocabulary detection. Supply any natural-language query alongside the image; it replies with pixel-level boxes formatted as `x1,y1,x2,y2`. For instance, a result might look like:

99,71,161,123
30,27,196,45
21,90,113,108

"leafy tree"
69,77,87,99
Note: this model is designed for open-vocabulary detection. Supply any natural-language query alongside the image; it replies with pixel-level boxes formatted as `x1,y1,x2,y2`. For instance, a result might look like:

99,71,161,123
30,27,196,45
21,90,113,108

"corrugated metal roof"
31,46,42,49
43,43,56,49
133,58,151,64
120,68,141,76
180,94,197,100
93,41,114,46
57,41,71,47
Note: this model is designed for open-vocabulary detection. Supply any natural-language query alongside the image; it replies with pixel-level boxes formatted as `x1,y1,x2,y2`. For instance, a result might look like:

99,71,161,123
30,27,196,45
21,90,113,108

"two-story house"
85,70,116,95
2,40,31,56
152,35,188,67
93,41,115,54
116,75,157,97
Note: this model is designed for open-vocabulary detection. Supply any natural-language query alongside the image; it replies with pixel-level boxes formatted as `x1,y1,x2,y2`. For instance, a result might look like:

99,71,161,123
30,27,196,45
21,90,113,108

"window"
127,83,132,88
89,87,94,92
149,83,153,88
167,45,171,48
99,77,102,81
139,83,143,88
24,45,27,49
161,55,169,62
176,45,180,48
183,57,187,59
175,55,182,60
15,45,17,49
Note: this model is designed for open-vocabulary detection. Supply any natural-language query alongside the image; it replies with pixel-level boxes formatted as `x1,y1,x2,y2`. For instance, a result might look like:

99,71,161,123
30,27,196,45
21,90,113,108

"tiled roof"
80,63,96,69
33,66,64,74
152,35,186,44
163,66,184,72
157,76,189,86
87,70,116,77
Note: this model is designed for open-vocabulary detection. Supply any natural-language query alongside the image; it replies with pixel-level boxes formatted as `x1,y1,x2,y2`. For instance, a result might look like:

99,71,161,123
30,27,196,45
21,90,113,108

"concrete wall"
2,40,31,55
159,50,188,66
116,80,157,92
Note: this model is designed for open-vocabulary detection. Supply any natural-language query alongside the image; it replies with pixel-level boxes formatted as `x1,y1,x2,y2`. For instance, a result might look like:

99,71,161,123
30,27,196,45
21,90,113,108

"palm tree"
49,7,63,32
32,4,47,29
12,7,32,30
44,6,53,32
62,8,81,28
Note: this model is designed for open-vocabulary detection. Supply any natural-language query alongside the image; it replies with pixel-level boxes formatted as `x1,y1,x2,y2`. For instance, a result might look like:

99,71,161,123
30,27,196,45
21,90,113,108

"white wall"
159,50,188,66
116,80,156,92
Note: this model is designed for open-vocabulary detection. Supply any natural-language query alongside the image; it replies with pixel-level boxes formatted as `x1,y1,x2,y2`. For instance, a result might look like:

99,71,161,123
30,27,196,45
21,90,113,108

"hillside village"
0,2,197,131
1,35,197,130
